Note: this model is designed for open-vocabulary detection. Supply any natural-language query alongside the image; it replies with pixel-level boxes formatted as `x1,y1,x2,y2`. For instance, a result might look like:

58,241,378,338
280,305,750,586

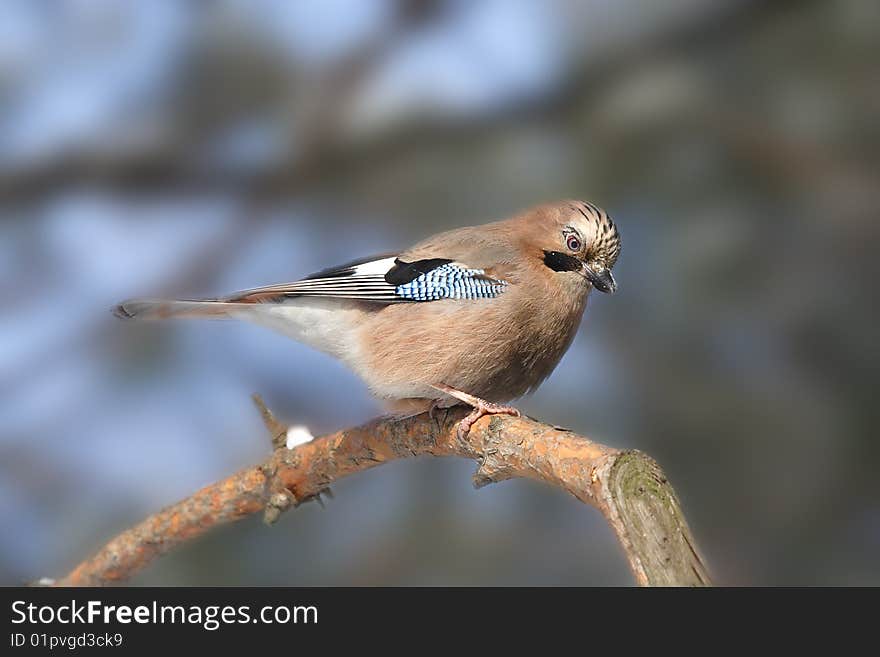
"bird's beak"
584,263,617,294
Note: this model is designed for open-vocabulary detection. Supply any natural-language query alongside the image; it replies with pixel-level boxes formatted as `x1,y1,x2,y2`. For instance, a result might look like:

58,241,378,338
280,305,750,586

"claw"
430,383,520,441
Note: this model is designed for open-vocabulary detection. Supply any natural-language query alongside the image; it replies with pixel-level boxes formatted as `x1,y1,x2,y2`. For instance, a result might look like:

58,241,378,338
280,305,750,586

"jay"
116,200,621,439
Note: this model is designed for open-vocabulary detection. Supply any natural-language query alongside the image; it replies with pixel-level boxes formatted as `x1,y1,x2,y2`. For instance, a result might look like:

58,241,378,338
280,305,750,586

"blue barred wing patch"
394,263,508,301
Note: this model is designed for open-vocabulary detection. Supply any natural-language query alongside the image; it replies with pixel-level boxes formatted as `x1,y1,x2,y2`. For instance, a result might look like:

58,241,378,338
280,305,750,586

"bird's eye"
566,234,582,252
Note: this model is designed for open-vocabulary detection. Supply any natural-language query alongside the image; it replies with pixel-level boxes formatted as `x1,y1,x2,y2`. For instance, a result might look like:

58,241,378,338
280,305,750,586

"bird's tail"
113,298,252,320
114,295,362,362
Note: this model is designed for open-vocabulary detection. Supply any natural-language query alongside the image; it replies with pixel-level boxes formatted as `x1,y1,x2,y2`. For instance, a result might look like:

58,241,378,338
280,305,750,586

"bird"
115,200,621,440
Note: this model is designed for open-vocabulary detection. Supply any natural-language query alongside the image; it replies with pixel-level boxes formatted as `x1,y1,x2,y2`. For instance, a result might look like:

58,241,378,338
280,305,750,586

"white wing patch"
348,257,398,276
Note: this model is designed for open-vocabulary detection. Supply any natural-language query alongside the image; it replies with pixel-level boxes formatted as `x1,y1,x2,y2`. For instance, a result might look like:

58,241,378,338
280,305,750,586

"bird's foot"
430,384,521,442
458,401,521,442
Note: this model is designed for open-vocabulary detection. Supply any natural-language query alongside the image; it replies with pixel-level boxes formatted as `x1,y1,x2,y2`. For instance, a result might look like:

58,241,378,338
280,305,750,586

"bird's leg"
430,383,521,442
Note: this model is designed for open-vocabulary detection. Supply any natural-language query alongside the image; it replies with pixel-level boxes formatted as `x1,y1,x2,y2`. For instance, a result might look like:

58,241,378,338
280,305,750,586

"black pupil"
568,236,580,250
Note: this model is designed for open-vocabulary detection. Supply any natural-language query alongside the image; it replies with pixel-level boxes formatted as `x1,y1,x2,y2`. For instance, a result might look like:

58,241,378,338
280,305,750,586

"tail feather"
113,299,248,320
113,296,362,363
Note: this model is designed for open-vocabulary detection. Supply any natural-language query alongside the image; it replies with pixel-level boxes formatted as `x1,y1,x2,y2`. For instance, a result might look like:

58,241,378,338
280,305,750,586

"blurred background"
1,0,878,586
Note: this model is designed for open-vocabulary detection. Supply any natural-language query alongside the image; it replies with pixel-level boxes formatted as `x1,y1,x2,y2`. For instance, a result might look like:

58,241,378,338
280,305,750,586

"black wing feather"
384,258,453,285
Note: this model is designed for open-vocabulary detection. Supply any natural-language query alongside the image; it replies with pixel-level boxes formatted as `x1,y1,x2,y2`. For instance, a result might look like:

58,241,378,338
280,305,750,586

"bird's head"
523,200,621,294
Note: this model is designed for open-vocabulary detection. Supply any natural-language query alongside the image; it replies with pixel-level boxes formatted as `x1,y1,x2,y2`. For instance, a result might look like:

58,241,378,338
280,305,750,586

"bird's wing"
223,254,509,304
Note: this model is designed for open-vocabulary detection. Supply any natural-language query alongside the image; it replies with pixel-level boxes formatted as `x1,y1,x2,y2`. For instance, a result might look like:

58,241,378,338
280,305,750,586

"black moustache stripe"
543,250,582,273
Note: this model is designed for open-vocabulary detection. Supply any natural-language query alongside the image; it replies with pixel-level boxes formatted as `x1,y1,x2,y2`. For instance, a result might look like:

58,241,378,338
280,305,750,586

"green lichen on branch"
604,450,711,586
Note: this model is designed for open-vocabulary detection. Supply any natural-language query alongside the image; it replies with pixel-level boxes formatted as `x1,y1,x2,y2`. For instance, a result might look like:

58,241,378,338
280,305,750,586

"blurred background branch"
0,0,799,203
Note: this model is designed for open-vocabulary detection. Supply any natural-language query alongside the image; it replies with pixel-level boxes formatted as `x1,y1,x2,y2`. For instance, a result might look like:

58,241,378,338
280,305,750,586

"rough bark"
56,397,711,587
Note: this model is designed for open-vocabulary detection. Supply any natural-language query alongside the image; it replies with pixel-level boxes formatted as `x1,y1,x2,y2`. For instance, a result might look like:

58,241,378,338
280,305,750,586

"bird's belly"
353,296,584,404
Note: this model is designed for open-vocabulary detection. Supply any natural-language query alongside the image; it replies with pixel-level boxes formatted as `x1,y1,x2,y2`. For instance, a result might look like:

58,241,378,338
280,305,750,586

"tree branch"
56,397,711,587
